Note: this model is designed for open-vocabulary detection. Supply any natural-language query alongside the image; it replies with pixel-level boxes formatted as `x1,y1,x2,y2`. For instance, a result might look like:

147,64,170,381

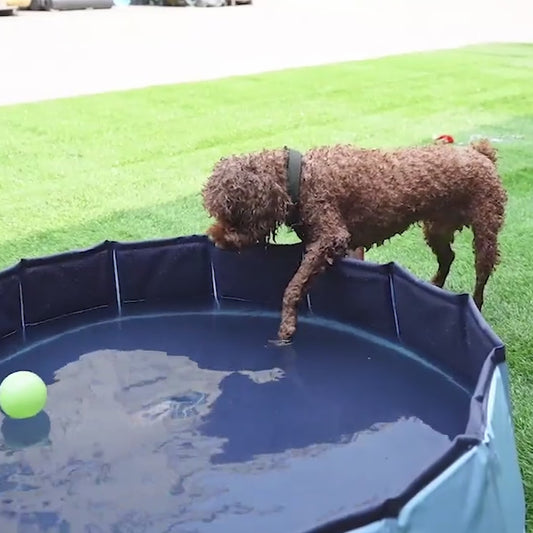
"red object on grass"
435,134,455,144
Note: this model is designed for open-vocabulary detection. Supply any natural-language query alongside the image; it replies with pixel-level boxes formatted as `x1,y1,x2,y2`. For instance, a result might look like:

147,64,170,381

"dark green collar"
285,147,302,205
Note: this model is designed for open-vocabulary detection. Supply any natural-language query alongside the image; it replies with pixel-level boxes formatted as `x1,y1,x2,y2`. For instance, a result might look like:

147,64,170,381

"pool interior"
0,309,472,532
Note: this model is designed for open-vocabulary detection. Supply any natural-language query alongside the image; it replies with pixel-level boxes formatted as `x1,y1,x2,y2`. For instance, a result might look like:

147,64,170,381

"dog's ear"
202,154,291,243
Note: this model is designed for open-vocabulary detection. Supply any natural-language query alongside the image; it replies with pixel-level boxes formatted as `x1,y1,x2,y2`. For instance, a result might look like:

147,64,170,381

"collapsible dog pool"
0,235,525,532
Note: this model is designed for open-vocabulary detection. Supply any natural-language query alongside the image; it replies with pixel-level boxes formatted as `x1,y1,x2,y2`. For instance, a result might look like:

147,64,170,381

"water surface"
0,311,470,532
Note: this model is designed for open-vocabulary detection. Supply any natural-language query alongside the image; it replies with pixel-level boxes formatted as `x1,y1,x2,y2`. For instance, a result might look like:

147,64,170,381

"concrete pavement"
0,0,532,106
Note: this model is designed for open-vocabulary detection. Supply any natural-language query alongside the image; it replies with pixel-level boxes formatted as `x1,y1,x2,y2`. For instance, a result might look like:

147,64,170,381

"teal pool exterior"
349,364,524,533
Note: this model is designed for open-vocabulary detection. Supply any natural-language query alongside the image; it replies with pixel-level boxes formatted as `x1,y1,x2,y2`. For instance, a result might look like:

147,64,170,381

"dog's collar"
285,147,302,204
284,147,303,228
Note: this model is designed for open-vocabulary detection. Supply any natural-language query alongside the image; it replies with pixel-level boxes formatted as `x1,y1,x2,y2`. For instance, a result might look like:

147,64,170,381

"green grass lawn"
1,42,533,526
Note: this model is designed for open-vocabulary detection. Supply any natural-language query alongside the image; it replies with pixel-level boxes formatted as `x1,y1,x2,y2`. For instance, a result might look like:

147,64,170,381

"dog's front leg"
274,229,350,345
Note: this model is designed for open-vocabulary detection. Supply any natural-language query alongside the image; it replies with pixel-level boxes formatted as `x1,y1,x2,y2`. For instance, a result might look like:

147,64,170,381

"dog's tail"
470,138,497,164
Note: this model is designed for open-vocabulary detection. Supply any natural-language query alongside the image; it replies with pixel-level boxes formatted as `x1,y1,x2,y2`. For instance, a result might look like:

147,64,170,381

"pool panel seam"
111,246,122,315
388,267,401,342
209,250,221,308
18,274,26,340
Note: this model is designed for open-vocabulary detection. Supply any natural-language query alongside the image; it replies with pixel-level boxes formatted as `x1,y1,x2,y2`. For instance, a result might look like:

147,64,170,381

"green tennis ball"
0,371,47,419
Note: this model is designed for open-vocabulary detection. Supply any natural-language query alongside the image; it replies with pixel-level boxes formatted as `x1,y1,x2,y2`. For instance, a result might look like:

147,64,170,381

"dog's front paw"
268,338,293,347
271,321,296,347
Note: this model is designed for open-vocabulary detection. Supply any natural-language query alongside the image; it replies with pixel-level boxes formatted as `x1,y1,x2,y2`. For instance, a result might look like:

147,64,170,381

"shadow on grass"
0,192,207,269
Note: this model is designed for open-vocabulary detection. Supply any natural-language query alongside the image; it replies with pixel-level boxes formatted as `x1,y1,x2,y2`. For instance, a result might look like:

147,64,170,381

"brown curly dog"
202,139,506,344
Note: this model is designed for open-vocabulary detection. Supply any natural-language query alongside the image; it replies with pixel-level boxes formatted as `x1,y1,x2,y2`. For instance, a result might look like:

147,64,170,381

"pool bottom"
0,310,470,533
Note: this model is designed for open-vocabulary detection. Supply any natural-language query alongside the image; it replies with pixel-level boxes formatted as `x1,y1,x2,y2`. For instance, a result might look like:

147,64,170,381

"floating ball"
0,371,47,420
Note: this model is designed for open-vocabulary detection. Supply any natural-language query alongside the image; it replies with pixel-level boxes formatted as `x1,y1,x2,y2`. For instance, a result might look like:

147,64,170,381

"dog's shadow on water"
155,313,471,465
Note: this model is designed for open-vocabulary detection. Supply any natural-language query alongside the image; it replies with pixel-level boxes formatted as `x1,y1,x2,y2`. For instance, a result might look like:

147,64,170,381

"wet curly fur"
202,139,507,343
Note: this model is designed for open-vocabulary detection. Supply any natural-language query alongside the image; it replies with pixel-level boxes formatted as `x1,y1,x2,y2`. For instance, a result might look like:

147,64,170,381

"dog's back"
301,140,503,235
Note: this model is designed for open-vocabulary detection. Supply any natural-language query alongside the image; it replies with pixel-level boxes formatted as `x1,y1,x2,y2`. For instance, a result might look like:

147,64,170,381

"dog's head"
202,150,291,250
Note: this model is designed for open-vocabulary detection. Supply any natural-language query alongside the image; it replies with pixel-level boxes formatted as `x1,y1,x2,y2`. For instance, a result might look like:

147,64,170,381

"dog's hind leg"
423,221,457,288
471,216,503,310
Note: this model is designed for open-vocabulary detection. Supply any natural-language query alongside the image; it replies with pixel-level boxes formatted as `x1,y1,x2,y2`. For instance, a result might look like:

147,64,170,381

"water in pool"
0,310,470,532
